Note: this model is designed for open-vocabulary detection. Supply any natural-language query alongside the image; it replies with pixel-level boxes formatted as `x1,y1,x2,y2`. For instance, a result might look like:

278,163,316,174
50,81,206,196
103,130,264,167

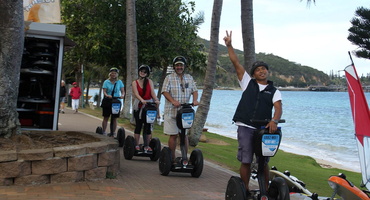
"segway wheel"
123,135,135,160
149,137,161,161
117,128,125,147
190,149,204,178
159,147,172,176
268,177,290,200
225,176,247,200
95,126,103,134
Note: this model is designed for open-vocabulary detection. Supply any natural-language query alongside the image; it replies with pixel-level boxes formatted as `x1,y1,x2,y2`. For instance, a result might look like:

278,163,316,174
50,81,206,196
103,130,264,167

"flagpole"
348,51,355,66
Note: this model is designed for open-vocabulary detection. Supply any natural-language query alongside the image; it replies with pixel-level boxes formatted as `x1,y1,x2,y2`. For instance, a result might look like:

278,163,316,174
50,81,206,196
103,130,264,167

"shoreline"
313,158,358,172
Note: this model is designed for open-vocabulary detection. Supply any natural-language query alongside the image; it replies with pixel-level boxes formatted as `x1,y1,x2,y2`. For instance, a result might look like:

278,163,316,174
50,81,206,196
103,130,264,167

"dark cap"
250,61,269,75
172,56,187,67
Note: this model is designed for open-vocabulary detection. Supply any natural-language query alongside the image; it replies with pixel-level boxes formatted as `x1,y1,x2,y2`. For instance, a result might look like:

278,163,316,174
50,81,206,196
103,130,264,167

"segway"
124,102,161,161
159,103,204,178
96,97,125,147
225,119,290,200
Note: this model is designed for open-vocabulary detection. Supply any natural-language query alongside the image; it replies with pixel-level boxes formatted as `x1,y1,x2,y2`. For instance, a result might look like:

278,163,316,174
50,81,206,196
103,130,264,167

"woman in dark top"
132,65,160,152
59,80,66,114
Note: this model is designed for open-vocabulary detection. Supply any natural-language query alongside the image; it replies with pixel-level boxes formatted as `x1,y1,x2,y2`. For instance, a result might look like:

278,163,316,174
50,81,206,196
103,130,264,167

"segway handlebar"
250,119,286,123
144,101,157,106
180,103,194,107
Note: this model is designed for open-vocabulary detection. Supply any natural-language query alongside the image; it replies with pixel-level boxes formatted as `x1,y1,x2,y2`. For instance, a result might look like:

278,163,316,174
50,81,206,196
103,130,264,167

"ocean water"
87,88,370,172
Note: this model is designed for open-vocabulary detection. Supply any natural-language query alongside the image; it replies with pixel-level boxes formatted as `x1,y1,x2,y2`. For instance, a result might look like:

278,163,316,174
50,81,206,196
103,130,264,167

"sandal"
182,159,188,166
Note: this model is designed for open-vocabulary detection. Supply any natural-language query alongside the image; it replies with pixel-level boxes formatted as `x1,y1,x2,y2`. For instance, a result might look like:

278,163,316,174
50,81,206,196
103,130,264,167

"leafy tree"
348,6,370,60
0,0,24,137
61,0,206,111
61,0,127,83
135,0,206,99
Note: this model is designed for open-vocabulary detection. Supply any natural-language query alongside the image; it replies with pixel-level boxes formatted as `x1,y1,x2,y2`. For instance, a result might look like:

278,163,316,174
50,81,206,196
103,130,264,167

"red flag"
344,64,370,145
344,62,370,190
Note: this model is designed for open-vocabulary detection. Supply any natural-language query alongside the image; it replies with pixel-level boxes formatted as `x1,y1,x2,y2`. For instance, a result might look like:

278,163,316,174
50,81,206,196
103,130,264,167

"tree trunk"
0,0,24,137
85,77,91,106
241,0,256,73
156,62,168,101
124,0,138,119
189,0,223,146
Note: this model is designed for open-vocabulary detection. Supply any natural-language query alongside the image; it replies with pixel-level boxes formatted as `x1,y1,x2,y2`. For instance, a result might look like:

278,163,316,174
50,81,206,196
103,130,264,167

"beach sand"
314,158,359,173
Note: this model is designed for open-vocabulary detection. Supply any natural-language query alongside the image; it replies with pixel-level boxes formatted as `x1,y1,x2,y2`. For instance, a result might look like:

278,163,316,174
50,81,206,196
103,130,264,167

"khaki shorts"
164,116,187,135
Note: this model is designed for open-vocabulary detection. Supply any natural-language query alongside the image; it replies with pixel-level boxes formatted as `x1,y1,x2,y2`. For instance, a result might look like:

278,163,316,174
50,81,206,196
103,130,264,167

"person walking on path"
101,67,125,137
69,81,82,113
162,56,199,165
223,30,283,195
59,80,67,114
132,65,160,152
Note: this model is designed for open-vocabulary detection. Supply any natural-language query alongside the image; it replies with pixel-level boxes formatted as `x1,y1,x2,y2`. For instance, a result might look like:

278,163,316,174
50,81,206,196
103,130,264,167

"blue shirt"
103,79,124,97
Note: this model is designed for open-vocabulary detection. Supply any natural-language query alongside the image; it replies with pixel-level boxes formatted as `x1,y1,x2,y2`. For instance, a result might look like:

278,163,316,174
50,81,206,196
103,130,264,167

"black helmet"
109,67,119,73
138,65,151,77
172,56,187,68
250,61,269,76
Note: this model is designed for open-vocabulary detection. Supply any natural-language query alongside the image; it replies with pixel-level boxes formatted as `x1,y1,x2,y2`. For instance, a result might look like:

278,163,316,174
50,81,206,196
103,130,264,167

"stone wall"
0,131,120,186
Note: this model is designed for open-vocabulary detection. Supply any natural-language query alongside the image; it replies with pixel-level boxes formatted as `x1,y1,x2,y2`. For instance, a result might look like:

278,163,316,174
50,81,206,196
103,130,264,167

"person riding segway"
225,119,290,200
123,65,161,161
159,56,203,177
96,67,125,147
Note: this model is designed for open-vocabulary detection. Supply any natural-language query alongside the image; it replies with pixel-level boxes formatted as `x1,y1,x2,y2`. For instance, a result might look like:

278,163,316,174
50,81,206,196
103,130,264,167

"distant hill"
197,38,331,88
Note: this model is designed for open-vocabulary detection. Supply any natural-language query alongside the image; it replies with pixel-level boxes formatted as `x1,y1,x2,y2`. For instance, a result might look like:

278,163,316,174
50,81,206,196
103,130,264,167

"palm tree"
0,0,24,137
124,0,138,119
189,0,223,146
241,0,256,73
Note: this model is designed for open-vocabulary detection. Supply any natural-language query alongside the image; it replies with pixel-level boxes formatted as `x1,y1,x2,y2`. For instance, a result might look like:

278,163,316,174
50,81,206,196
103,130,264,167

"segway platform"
159,147,203,177
123,135,161,161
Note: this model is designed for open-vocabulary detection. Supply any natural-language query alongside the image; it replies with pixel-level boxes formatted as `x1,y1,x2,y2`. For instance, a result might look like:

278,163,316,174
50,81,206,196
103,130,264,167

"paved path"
0,108,257,200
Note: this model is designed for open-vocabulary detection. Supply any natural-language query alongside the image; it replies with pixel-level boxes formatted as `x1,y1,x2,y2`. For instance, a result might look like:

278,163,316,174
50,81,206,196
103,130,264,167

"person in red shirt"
69,82,82,113
132,65,160,152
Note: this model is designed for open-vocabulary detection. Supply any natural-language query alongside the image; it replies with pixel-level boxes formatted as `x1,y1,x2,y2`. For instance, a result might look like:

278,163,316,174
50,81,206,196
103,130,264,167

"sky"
192,0,370,77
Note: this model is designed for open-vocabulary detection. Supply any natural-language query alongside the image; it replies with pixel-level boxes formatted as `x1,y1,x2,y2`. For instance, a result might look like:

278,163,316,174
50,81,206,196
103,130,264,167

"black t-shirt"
60,86,66,97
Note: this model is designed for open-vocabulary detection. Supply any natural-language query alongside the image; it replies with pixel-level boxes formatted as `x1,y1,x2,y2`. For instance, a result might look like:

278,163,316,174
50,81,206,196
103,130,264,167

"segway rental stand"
226,119,289,200
159,103,204,178
123,102,161,161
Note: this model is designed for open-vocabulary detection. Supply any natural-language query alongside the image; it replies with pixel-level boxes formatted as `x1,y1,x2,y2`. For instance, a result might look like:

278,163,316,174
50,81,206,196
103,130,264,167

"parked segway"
225,119,290,200
124,102,161,161
95,97,125,147
159,103,204,178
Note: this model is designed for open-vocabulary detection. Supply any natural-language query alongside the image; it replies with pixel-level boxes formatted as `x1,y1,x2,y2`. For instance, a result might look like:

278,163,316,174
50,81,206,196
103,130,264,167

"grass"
80,106,362,197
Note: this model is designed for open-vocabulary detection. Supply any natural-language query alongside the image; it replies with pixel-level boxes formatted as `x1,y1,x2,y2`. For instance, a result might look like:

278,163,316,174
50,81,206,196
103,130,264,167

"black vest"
233,79,277,128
